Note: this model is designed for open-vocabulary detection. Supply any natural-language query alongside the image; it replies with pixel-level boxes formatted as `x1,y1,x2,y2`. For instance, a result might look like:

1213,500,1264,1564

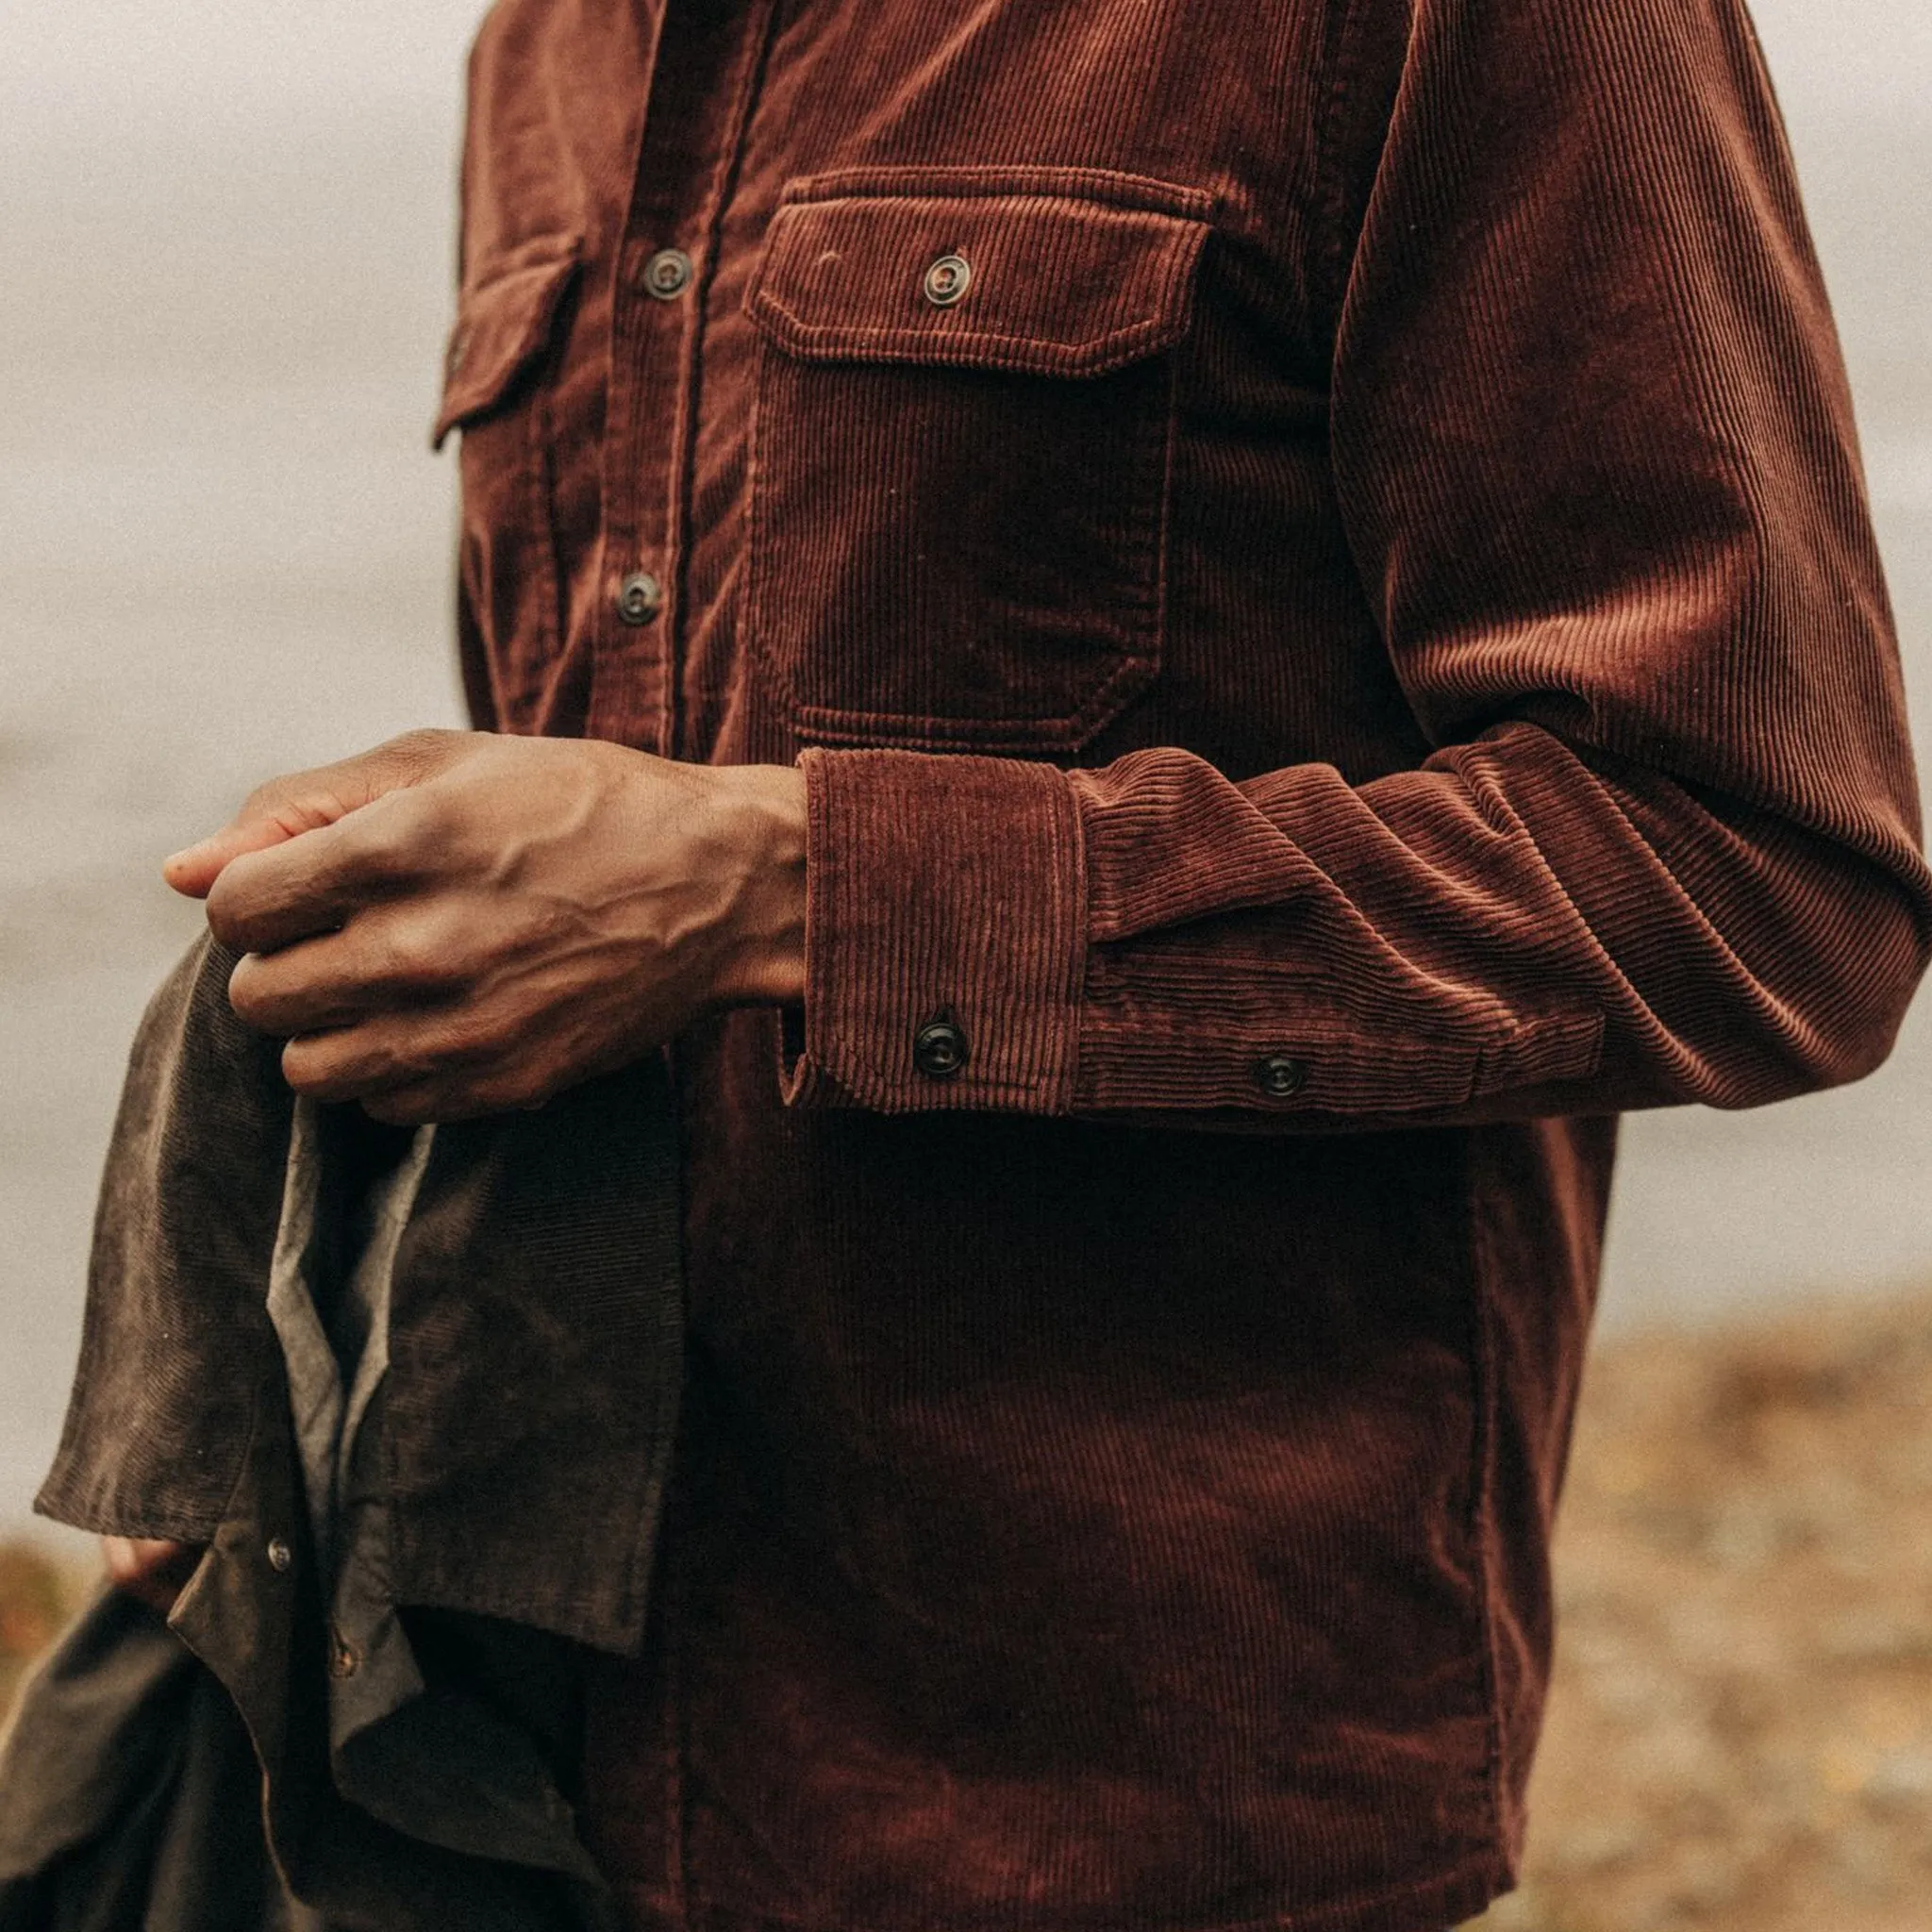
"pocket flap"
432,236,583,448
746,173,1212,378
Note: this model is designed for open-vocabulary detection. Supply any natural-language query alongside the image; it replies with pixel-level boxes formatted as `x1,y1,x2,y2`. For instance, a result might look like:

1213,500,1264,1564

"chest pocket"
434,236,583,730
743,172,1211,756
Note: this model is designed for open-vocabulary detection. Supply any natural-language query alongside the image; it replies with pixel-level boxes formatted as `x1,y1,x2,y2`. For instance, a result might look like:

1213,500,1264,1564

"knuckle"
279,1037,329,1095
382,727,465,780
238,776,292,821
204,877,248,947
375,921,457,993
390,726,459,757
337,808,408,874
225,956,273,1025
369,925,428,990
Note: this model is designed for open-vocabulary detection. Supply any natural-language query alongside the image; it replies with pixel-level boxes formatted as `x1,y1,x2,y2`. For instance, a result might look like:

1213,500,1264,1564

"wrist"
707,763,808,1008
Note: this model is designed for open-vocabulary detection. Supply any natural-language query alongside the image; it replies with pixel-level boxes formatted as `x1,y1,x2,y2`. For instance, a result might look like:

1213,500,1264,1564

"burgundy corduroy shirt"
434,2,1931,1928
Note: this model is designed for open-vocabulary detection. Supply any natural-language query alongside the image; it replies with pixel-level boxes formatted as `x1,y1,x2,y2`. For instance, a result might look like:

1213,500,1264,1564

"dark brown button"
616,570,663,625
643,247,693,299
922,253,972,308
1255,1053,1309,1100
913,1015,969,1079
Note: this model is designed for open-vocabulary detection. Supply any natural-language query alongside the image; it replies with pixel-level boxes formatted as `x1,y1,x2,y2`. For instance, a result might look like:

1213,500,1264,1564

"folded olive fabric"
0,1587,274,1932
0,1525,621,1932
5,930,685,1927
38,932,684,1655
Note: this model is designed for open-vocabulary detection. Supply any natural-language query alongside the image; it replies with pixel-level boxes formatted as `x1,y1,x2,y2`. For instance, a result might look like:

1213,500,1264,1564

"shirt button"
615,570,664,625
922,253,972,308
913,1014,970,1079
643,247,693,300
1255,1053,1309,1100
265,1537,292,1573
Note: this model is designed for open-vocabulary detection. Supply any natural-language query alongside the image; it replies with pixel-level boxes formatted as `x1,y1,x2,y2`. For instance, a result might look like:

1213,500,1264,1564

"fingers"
226,915,460,1035
278,999,495,1099
206,790,440,956
275,999,568,1122
163,728,468,900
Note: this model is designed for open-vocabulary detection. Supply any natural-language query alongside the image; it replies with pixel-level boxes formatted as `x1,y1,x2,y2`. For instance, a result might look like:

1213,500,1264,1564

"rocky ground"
5,1291,1930,1931
1470,1290,1932,1932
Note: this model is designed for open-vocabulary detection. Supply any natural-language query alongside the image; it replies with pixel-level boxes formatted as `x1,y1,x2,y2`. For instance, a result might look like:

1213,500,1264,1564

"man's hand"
167,729,806,1123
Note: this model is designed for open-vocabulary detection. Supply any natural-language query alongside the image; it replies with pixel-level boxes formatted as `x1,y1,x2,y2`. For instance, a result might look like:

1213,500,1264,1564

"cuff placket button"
913,1015,969,1079
1255,1054,1310,1099
922,253,972,308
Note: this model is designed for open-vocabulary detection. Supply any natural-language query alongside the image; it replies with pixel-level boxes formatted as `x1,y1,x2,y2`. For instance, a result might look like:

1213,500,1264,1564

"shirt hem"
616,1857,1509,1932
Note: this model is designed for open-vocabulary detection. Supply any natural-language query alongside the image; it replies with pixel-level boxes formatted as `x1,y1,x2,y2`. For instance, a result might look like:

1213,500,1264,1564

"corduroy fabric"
441,1,1932,1929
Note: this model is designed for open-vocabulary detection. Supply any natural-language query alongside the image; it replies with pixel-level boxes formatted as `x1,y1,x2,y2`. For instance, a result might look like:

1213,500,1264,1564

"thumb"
162,728,468,899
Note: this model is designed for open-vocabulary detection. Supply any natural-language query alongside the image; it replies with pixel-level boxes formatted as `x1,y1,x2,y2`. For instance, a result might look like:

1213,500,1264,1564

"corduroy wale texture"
441,1,1929,1928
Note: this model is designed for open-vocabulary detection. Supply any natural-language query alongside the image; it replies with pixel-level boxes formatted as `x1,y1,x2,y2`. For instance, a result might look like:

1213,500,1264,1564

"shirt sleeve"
779,0,1932,1126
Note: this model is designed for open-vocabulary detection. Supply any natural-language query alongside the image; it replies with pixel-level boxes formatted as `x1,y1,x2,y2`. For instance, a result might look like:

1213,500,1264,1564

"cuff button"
922,253,972,308
1255,1053,1309,1100
913,1015,969,1079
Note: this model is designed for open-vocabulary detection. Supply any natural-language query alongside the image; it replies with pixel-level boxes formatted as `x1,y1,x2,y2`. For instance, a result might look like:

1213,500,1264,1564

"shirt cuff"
781,749,1084,1113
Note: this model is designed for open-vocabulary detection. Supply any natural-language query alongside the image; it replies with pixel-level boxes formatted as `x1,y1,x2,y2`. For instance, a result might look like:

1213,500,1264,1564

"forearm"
780,734,1931,1128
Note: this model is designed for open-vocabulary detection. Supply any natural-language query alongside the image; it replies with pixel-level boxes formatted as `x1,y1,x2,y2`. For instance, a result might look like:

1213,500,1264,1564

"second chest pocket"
743,172,1211,756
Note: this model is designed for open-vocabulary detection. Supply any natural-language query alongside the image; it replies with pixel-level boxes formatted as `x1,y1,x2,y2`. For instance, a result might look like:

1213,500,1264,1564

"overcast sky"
0,0,1928,134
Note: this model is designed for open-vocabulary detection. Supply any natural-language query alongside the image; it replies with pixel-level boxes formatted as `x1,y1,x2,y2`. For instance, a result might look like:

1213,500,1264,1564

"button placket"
590,0,783,754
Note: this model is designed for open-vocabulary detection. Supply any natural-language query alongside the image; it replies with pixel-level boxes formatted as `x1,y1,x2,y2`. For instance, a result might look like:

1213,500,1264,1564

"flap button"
644,247,693,299
923,253,972,308
913,1015,969,1079
265,1537,292,1573
616,570,663,625
1255,1053,1309,1100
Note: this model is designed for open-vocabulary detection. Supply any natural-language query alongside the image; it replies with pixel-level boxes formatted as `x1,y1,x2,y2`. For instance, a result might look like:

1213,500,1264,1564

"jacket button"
922,253,972,308
644,247,693,299
913,1015,969,1079
1255,1053,1309,1100
265,1537,292,1573
616,570,663,625
328,1631,359,1680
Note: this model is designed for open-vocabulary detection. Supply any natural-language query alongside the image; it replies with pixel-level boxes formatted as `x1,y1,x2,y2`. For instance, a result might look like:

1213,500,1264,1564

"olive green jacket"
1,934,683,1927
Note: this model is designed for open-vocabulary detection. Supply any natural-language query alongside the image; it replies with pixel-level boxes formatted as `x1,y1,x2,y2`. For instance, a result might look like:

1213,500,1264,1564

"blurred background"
2,5,1930,1927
